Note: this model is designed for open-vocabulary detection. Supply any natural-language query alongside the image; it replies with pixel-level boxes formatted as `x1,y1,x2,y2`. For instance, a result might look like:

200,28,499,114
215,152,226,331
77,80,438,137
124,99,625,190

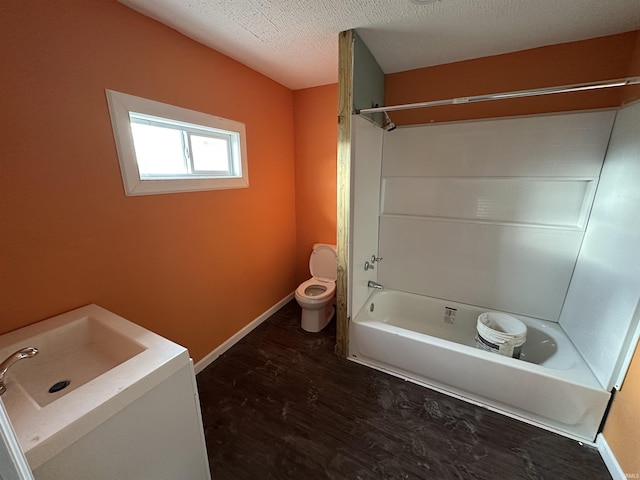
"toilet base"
301,305,335,332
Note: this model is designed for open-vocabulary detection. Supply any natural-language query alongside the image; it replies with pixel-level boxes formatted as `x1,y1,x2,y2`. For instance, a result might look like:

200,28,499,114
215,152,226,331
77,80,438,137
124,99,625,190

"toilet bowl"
295,243,337,332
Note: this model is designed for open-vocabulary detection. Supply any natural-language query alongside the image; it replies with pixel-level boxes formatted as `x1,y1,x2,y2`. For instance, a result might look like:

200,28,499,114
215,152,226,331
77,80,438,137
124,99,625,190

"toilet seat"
295,278,336,305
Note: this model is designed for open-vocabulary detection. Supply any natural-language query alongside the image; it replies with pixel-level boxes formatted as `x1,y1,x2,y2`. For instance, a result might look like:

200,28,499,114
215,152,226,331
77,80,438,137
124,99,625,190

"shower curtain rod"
355,76,640,115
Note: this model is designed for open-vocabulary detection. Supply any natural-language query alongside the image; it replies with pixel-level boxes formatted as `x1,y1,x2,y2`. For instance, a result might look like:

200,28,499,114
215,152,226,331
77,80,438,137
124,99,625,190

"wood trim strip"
335,30,354,358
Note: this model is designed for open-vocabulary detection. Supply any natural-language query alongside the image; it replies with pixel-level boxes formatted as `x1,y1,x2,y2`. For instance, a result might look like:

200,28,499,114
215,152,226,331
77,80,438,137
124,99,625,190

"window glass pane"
130,123,186,176
108,90,248,194
191,135,231,173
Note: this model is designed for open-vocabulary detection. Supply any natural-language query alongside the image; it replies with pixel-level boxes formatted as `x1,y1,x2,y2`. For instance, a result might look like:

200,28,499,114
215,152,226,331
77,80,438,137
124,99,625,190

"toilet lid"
309,245,337,282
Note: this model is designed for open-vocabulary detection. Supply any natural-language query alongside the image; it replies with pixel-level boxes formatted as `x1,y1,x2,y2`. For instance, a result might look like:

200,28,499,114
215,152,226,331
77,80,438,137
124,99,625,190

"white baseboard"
596,433,626,480
194,292,295,374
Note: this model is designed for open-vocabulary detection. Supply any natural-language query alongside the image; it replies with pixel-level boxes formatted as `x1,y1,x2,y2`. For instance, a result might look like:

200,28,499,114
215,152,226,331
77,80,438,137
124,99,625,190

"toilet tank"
310,244,337,281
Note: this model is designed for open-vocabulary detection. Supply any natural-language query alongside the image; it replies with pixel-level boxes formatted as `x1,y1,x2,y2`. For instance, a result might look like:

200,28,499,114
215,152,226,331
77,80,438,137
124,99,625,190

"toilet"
295,243,337,332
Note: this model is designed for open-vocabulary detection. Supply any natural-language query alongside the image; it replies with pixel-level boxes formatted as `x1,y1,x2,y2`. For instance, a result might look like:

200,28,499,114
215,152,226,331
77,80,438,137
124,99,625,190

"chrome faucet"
367,280,384,290
0,347,39,395
364,255,383,271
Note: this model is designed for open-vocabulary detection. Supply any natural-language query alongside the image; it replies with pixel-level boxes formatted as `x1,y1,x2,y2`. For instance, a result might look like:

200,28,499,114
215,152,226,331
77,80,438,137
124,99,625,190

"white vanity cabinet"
32,362,211,480
0,305,211,480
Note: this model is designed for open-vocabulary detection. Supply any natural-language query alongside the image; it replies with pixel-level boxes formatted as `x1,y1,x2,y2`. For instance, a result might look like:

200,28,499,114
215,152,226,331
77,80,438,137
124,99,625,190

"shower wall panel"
559,102,640,390
349,115,383,318
379,216,584,321
382,177,596,228
382,111,614,178
378,110,616,321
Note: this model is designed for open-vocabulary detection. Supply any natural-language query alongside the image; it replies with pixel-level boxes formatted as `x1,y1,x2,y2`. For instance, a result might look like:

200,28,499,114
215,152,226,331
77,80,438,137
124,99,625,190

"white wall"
560,102,640,390
378,110,616,321
348,115,383,318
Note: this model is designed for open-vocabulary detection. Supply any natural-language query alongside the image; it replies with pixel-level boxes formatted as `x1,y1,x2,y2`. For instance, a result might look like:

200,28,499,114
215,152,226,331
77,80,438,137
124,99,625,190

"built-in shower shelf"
379,213,588,231
380,176,598,230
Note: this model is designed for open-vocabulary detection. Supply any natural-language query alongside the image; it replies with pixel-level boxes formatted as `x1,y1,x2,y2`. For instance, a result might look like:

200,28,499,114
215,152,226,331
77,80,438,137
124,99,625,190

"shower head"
383,111,396,132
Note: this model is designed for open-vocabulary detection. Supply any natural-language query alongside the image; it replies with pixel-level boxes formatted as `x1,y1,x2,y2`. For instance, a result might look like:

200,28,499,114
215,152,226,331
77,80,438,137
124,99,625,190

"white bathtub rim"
353,316,603,390
356,288,550,326
358,289,571,349
349,355,599,446
355,289,603,389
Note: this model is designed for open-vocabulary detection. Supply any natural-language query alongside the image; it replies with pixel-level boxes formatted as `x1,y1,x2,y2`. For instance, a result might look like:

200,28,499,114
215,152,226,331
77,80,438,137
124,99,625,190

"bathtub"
349,289,611,442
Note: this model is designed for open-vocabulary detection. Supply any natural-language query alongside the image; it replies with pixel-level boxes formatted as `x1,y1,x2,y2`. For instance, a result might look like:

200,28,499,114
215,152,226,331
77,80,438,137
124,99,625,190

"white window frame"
106,89,248,196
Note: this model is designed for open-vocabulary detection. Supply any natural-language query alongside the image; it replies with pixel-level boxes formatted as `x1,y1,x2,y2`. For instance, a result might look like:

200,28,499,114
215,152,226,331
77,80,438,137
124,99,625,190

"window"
106,90,248,196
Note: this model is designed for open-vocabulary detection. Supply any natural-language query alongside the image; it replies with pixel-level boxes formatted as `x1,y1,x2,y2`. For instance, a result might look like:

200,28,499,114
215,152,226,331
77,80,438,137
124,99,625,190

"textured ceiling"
117,0,640,90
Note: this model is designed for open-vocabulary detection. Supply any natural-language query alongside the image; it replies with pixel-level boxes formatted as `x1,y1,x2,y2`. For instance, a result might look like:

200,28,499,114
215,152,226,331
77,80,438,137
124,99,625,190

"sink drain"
49,380,70,393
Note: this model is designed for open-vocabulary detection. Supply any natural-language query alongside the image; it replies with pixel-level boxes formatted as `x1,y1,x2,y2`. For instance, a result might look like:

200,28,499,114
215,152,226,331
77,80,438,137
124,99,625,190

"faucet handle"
371,255,383,263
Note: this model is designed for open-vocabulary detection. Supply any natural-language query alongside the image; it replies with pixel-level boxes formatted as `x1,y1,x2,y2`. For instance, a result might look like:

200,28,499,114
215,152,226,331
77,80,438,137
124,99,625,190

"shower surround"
348,104,640,441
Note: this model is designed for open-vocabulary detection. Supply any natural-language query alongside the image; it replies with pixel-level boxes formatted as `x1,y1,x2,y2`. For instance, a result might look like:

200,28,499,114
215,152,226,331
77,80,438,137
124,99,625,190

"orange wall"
622,30,640,104
386,31,638,125
0,0,297,362
293,85,338,284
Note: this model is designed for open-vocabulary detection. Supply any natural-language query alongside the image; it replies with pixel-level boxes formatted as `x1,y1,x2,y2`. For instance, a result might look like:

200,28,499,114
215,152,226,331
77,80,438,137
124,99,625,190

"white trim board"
194,293,295,374
0,399,35,480
596,434,626,480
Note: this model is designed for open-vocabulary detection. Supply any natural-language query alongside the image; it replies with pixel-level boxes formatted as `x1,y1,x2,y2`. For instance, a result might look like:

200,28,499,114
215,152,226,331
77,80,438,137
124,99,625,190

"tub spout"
368,281,384,290
0,347,39,395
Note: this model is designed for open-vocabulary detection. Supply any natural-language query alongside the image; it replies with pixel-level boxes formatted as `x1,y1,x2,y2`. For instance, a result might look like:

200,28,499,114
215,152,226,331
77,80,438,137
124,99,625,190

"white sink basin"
7,316,145,407
0,304,189,469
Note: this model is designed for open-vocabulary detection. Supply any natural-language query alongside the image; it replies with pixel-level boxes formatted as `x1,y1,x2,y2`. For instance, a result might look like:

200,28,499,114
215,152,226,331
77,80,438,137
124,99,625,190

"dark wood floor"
196,301,611,480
